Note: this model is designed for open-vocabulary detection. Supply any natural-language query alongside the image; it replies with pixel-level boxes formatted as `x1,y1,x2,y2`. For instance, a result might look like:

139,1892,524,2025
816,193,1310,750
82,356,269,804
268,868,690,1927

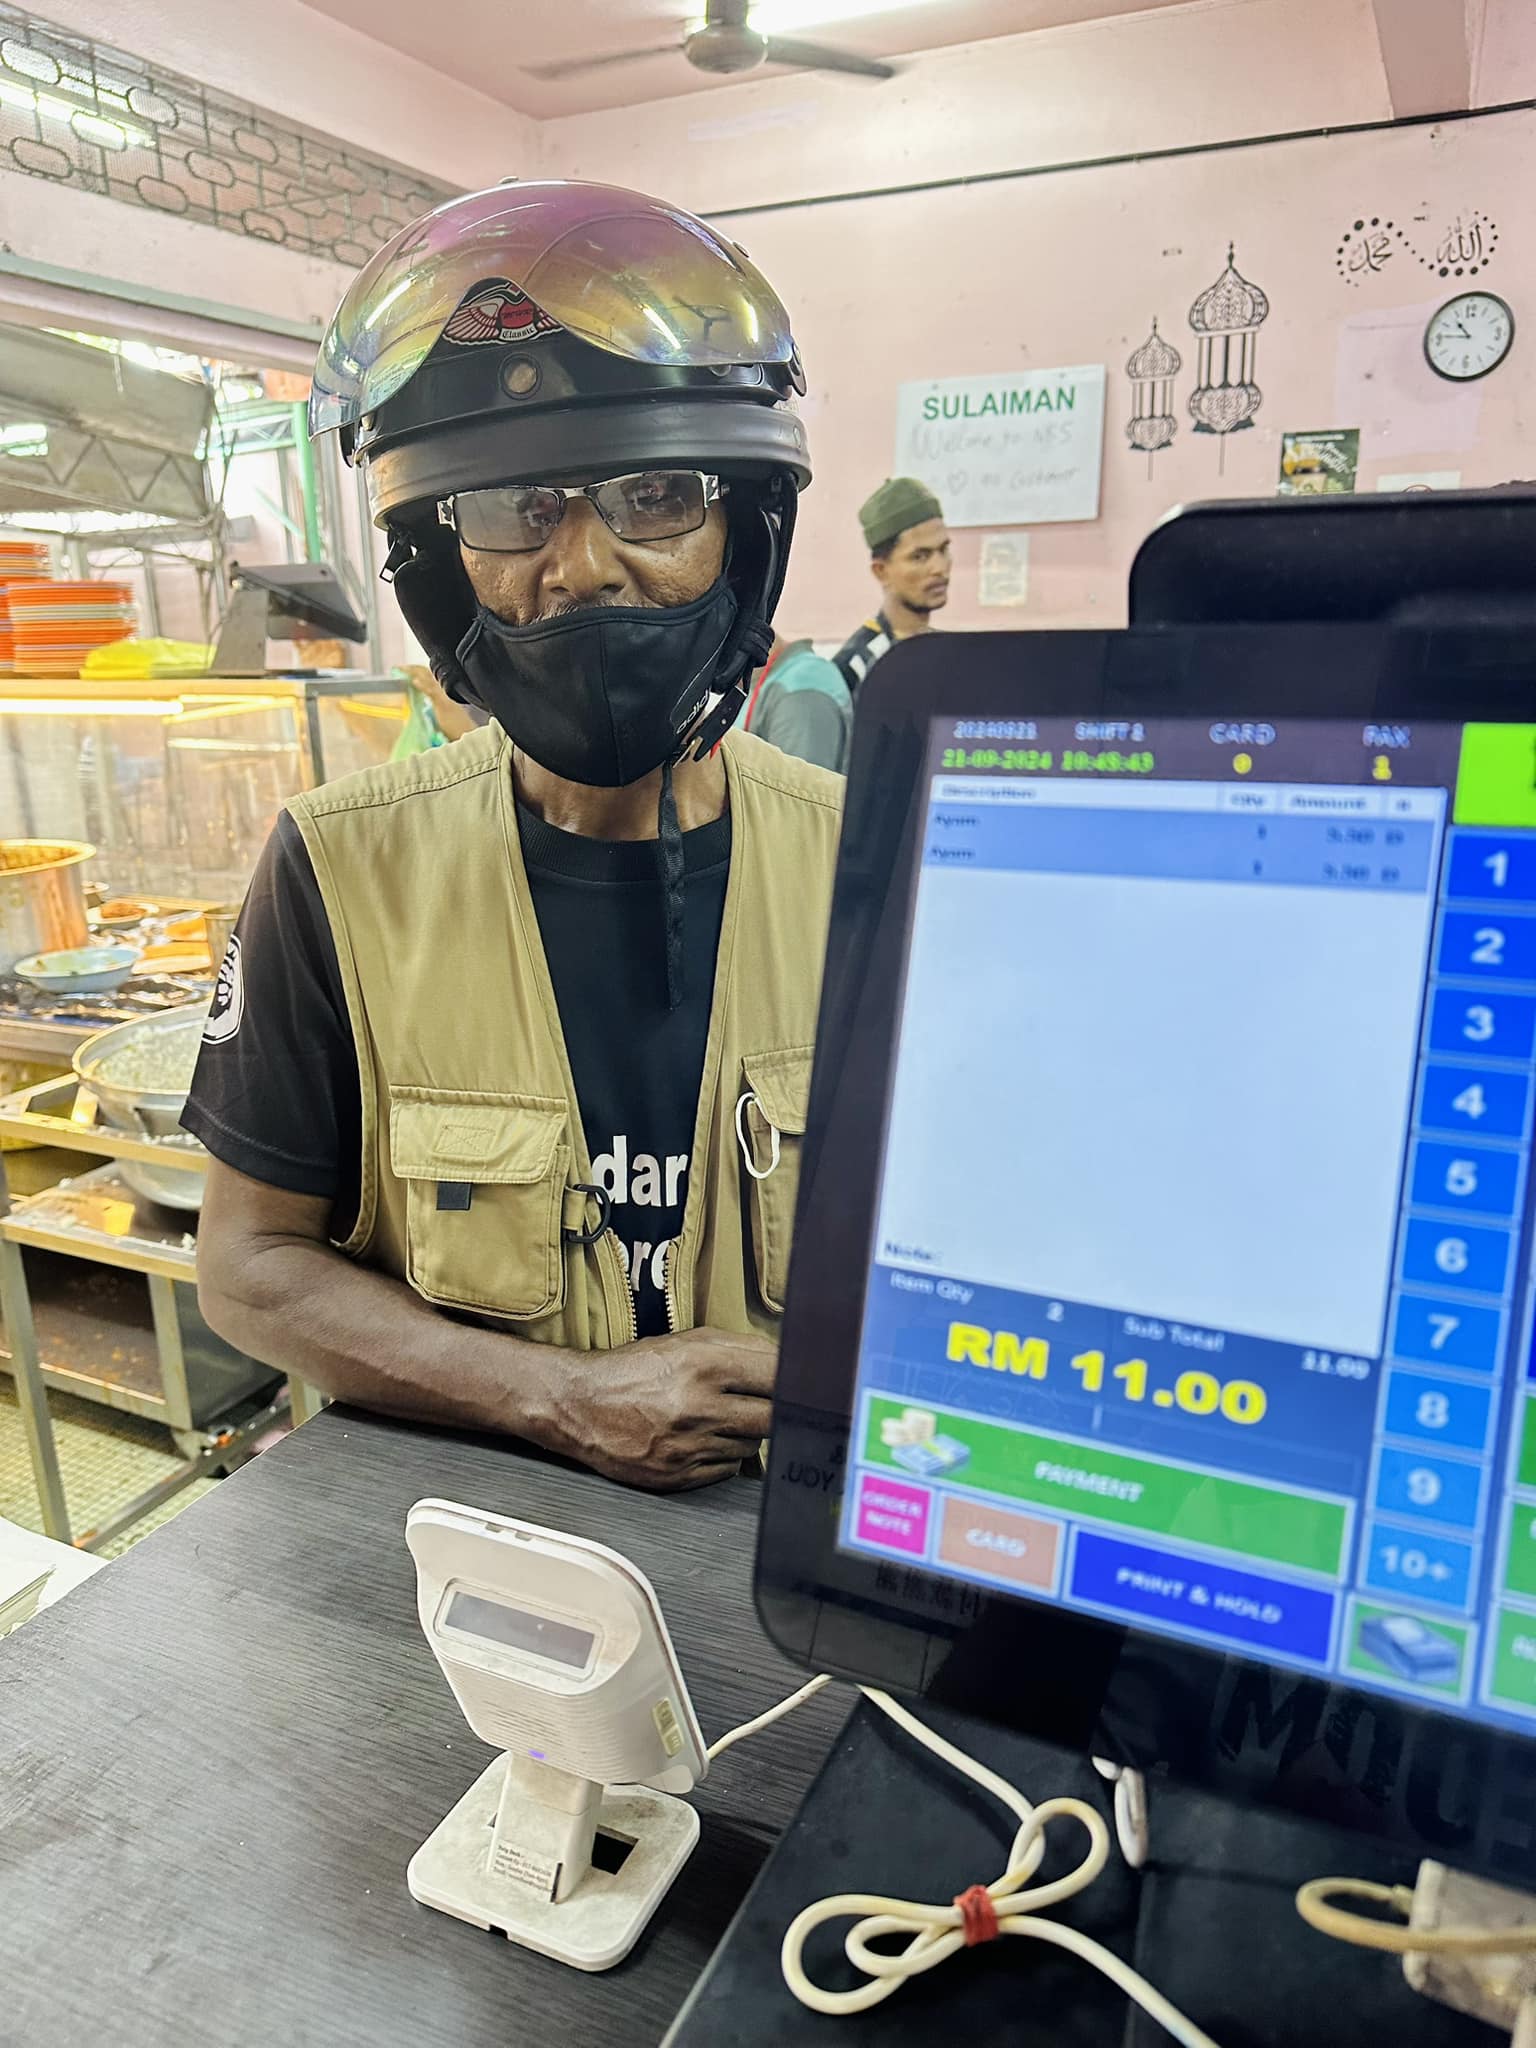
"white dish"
14,944,138,994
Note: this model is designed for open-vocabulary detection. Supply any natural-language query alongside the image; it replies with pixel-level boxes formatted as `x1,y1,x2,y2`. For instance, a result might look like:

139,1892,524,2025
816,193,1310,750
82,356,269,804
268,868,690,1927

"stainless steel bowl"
72,1002,210,1211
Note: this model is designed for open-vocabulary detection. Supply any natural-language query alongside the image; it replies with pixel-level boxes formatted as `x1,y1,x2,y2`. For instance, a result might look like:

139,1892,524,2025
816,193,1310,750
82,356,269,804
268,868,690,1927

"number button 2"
1439,911,1536,982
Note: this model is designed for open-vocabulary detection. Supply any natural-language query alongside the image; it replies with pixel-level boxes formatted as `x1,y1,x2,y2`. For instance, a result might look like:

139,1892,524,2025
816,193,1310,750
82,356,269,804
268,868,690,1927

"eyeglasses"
439,471,723,554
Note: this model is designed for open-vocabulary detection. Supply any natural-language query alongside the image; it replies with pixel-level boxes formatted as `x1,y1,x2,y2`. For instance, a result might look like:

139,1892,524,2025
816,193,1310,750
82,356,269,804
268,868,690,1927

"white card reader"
404,1498,708,1971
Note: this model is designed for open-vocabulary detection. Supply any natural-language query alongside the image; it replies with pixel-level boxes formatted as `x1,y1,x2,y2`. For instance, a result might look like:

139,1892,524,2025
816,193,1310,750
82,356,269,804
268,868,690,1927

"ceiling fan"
525,0,897,84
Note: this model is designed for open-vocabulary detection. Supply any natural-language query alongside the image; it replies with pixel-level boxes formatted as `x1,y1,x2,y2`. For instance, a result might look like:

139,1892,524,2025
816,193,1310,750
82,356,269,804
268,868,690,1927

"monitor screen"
840,713,1536,1734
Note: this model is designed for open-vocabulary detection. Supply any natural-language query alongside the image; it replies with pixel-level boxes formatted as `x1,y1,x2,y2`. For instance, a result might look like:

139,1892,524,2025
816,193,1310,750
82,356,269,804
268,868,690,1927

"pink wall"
3,0,1534,653
37,0,537,190
521,0,1536,640
0,0,538,337
1475,0,1536,101
541,0,1392,217
719,105,1536,640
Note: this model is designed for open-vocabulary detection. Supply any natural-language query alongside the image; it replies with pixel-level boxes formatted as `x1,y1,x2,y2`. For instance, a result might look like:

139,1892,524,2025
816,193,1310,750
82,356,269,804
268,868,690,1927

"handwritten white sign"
894,365,1106,528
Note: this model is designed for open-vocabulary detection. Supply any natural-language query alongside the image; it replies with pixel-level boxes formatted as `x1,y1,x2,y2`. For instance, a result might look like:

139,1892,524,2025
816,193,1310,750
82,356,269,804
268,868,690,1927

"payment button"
939,1499,1061,1592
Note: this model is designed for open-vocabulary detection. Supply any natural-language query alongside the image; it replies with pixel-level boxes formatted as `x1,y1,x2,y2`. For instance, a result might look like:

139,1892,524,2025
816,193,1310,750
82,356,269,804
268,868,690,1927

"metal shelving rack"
0,1074,320,1549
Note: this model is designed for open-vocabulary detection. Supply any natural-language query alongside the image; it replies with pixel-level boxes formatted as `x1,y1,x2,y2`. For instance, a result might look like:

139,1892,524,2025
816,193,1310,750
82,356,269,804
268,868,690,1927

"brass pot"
203,903,241,967
0,840,93,975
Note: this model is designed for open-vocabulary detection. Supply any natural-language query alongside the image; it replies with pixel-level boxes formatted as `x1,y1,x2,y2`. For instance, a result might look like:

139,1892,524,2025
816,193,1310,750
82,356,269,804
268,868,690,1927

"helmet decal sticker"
442,282,563,348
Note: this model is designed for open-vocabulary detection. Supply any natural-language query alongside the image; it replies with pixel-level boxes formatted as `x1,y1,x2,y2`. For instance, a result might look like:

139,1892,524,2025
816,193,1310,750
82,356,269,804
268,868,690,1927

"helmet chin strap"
684,485,793,763
654,483,794,1010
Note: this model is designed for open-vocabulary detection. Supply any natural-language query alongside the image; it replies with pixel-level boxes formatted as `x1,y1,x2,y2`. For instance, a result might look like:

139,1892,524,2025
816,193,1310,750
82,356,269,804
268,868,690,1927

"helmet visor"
310,182,795,439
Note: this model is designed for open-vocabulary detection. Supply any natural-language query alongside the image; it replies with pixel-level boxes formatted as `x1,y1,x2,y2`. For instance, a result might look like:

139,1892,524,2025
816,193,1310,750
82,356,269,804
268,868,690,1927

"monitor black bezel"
754,621,1536,1880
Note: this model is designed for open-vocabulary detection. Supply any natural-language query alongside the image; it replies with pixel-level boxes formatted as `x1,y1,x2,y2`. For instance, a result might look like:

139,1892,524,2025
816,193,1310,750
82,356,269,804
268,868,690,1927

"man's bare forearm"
194,1158,775,1491
199,1227,575,1445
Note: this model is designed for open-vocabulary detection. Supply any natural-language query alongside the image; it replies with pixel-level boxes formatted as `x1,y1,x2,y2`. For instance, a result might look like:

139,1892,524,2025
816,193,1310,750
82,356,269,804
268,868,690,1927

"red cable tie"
954,1883,1000,1946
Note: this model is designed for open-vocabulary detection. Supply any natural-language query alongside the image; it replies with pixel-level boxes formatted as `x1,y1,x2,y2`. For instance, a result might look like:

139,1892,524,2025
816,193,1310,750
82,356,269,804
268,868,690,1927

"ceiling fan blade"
523,43,680,81
762,36,896,79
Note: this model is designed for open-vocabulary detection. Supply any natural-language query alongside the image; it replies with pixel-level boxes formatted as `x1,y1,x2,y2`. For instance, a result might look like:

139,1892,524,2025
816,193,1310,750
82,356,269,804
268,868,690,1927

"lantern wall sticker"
1187,243,1270,470
1125,318,1182,478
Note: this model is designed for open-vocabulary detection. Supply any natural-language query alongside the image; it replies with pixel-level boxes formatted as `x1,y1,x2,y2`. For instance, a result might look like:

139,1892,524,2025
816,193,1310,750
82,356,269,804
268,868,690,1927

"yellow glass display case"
0,673,405,1545
0,673,411,905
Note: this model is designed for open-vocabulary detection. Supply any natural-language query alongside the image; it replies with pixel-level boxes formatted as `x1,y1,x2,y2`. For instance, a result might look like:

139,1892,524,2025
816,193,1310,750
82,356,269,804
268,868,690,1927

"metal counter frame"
0,1075,321,1548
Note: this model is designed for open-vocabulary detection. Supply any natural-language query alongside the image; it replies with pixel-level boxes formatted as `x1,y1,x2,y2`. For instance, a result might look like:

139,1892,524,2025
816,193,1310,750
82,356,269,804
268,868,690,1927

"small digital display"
444,1589,595,1669
842,714,1536,1732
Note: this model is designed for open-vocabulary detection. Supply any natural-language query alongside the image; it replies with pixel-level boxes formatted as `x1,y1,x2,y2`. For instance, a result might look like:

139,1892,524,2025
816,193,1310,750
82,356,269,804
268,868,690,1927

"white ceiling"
297,0,1201,118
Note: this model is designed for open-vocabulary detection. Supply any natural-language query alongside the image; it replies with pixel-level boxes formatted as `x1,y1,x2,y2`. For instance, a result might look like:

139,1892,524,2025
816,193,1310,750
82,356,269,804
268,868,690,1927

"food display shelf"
0,908,215,1070
0,1079,297,1549
0,1072,209,1190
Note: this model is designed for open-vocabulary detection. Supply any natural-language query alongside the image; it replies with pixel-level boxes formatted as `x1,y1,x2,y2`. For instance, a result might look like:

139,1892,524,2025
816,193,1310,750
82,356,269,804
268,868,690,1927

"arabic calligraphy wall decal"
1336,217,1396,284
1337,210,1499,287
1404,209,1499,280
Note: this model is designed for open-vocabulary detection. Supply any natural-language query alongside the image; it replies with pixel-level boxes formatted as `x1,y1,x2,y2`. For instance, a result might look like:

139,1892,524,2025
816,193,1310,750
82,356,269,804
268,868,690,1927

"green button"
864,1399,1347,1576
1455,724,1536,828
1346,1600,1468,1696
1506,1505,1536,1599
1490,1608,1536,1712
1518,1397,1536,1491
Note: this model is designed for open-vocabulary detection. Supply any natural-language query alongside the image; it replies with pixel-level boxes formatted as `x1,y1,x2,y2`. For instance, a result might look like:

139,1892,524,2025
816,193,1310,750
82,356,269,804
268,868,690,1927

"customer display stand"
0,1073,321,1547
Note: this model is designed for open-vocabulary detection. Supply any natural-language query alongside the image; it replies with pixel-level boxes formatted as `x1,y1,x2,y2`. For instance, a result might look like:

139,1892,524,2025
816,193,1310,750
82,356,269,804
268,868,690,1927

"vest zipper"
599,1229,639,1345
662,1238,679,1335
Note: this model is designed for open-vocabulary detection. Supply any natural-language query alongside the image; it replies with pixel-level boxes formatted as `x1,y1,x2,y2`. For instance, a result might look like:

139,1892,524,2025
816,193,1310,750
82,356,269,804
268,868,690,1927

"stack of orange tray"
6,579,136,676
0,541,52,673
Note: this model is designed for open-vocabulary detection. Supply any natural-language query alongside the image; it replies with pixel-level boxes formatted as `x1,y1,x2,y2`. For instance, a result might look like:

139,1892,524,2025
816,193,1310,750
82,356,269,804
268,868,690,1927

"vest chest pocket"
389,1090,573,1320
738,1047,815,1315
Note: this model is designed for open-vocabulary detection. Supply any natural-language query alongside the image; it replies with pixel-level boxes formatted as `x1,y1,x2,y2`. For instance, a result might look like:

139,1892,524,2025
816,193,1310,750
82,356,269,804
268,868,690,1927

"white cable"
707,1677,1222,2046
706,1674,831,1761
1093,1756,1151,1870
1296,1874,1536,1955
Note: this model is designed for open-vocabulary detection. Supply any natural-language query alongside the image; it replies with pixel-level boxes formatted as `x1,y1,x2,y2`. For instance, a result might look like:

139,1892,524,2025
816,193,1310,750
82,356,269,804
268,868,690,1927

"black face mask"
454,576,739,788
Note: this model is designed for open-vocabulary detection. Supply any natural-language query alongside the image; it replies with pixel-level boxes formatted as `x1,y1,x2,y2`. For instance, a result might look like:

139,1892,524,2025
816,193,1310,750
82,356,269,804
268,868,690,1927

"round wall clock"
1424,292,1515,381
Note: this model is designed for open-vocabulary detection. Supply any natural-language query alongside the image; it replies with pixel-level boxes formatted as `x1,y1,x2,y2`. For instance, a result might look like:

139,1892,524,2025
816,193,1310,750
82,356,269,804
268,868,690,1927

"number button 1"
1447,833,1536,903
1439,910,1536,981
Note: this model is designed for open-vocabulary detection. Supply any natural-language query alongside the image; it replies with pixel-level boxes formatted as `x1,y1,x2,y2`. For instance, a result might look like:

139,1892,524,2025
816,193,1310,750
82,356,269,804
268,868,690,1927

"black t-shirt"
183,803,729,1338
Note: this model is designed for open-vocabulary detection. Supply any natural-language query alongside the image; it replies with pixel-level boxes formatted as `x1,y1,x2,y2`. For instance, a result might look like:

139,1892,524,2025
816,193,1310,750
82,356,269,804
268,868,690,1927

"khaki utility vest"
287,724,843,1346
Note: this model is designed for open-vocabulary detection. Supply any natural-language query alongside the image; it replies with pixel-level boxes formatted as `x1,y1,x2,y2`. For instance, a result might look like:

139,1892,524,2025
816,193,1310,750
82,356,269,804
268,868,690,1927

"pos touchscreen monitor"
755,623,1536,1873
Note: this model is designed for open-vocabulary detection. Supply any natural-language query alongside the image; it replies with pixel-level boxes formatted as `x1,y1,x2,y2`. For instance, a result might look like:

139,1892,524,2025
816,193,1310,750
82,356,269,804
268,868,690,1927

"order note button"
939,1499,1062,1592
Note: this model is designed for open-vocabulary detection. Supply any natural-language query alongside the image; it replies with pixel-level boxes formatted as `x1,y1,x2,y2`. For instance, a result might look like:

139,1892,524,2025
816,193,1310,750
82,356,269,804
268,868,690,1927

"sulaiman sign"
894,365,1106,526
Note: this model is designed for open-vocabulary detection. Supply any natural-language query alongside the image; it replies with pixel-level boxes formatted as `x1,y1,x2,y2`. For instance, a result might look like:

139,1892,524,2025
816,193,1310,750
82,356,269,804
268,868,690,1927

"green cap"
859,475,944,552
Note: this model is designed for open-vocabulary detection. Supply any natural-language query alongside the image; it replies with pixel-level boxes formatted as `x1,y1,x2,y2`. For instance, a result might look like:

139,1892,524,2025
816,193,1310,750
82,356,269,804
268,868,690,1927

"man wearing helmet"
184,184,841,1492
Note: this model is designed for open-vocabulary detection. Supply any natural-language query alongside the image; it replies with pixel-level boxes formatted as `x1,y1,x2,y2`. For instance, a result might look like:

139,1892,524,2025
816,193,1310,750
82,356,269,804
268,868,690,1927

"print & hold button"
1070,1530,1336,1663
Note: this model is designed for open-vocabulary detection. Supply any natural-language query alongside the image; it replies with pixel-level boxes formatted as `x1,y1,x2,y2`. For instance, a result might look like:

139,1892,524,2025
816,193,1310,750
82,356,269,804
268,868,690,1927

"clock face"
1424,292,1515,381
